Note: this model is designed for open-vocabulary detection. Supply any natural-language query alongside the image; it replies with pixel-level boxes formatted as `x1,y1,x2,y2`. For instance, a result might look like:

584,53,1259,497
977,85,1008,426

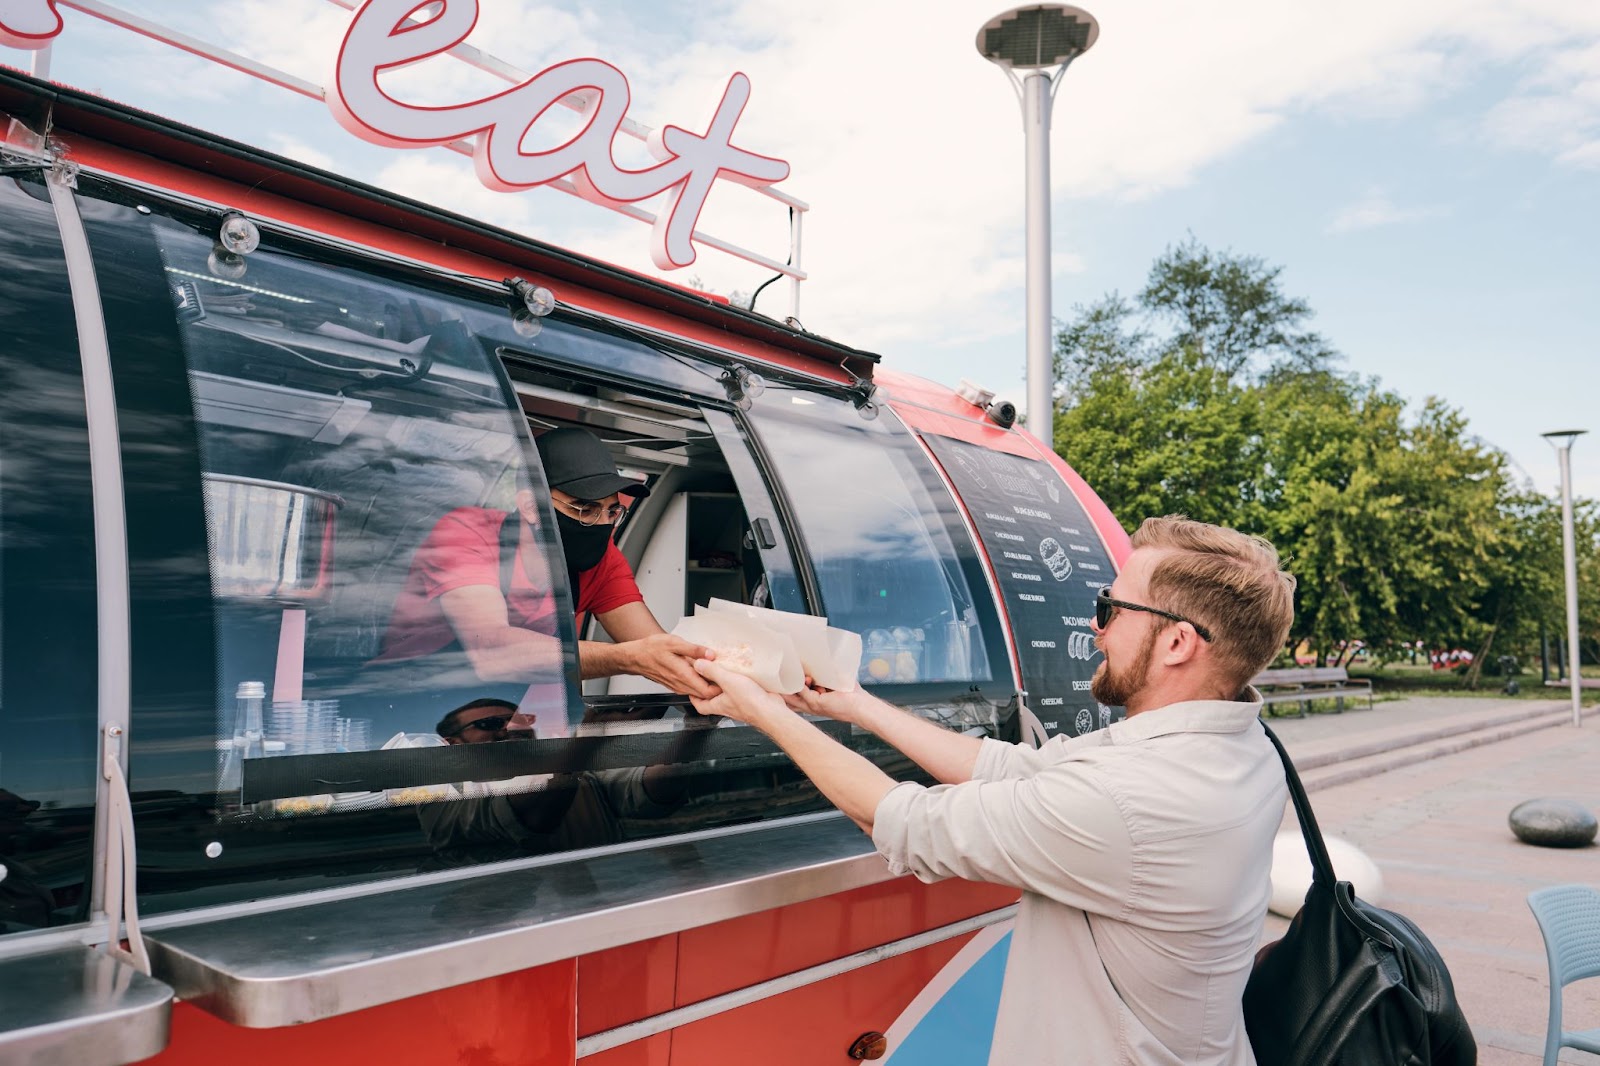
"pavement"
1257,695,1600,1064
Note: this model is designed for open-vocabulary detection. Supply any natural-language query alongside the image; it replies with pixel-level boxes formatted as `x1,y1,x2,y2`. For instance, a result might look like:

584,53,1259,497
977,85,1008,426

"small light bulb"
733,391,753,412
218,213,260,256
522,284,555,317
743,372,766,399
511,309,543,339
857,400,881,421
207,247,248,281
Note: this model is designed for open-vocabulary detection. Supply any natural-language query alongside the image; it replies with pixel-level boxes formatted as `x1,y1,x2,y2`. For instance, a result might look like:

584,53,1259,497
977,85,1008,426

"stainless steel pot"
202,473,343,601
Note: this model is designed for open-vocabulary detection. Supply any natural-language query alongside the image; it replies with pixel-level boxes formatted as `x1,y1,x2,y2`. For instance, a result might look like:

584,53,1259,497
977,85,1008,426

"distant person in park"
690,516,1296,1066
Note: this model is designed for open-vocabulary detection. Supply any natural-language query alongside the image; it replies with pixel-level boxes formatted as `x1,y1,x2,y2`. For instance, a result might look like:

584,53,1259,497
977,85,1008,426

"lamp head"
1542,429,1588,450
976,5,1098,71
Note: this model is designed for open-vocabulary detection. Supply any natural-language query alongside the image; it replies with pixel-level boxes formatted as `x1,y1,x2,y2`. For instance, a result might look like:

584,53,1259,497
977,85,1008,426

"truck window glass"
0,174,100,938
745,393,999,691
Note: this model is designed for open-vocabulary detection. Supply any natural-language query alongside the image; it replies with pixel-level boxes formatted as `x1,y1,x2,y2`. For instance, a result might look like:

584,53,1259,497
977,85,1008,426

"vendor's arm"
438,585,563,684
585,600,718,698
692,661,896,832
791,686,984,785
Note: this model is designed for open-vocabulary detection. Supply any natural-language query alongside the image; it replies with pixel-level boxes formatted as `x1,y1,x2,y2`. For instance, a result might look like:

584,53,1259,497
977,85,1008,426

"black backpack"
1243,724,1477,1066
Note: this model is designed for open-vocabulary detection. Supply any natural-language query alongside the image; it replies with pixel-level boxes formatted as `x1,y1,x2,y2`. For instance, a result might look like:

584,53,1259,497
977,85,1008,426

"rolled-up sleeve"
871,764,1133,916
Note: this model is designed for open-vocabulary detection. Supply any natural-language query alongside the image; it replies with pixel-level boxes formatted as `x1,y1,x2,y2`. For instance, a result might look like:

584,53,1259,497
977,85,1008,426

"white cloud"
1326,189,1448,234
29,0,1600,358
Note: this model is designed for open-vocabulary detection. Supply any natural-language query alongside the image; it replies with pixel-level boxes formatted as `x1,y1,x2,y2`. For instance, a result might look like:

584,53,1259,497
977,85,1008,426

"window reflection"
0,175,99,937
748,395,993,687
147,218,580,814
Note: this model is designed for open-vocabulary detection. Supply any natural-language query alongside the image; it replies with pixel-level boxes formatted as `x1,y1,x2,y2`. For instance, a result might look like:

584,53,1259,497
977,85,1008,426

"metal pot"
202,473,343,602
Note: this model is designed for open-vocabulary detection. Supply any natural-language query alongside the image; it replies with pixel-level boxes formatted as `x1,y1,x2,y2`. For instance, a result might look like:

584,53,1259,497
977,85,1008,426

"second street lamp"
975,5,1098,444
1543,429,1587,727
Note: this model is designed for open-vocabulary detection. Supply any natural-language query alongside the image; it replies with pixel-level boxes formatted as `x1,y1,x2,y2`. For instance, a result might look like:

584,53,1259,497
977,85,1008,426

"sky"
8,0,1600,500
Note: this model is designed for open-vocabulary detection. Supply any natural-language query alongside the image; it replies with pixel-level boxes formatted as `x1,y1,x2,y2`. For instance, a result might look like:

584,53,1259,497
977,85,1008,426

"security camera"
986,399,1017,429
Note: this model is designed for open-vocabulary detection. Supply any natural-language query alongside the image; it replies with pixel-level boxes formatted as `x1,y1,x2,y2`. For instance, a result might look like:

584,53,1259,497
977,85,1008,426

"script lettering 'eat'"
330,0,791,270
0,0,62,50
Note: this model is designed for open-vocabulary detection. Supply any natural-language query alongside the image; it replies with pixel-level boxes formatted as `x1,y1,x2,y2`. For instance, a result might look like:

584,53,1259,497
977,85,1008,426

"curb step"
1287,701,1579,772
1298,705,1594,792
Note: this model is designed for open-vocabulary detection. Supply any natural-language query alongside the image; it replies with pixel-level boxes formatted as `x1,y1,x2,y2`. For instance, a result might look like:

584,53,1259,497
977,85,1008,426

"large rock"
1509,799,1598,848
1268,833,1385,918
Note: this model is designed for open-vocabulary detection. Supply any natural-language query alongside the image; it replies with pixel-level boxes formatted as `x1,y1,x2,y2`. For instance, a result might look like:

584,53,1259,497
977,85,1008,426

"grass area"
1348,660,1600,703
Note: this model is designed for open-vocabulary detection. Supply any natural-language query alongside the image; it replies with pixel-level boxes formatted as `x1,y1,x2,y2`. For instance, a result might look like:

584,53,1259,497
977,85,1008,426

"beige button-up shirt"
873,695,1286,1066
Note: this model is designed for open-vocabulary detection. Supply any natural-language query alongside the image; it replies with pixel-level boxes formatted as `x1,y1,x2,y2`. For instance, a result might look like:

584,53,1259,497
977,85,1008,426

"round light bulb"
743,372,766,399
218,213,261,256
522,284,556,317
857,400,881,421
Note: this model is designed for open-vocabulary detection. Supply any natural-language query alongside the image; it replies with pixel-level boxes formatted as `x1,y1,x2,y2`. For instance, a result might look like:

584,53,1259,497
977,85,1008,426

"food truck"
0,3,1130,1063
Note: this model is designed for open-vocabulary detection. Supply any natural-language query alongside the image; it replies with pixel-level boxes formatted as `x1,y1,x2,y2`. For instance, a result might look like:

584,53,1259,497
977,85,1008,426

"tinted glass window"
79,186,601,911
0,174,99,937
746,394,1003,694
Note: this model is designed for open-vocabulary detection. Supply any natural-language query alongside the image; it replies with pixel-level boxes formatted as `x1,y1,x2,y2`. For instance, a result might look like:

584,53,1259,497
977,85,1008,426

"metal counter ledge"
0,944,173,1064
140,811,892,1028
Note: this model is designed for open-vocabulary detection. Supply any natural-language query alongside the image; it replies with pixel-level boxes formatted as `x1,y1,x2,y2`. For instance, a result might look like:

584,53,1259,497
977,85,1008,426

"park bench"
1250,665,1373,718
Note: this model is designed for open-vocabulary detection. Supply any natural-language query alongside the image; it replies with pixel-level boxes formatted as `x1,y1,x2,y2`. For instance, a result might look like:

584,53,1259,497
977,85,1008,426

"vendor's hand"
784,681,876,726
690,659,786,726
623,634,720,699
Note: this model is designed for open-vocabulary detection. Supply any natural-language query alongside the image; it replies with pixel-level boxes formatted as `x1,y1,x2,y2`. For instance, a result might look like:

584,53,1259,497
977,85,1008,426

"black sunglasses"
444,714,513,737
1095,587,1214,642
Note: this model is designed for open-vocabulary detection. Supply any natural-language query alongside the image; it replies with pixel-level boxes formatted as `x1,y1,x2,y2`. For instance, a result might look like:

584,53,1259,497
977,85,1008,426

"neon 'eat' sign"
0,0,791,271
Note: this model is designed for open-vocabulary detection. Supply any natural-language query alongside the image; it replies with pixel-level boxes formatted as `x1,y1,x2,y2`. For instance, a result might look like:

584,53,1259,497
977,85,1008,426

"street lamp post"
975,5,1098,444
1543,429,1587,726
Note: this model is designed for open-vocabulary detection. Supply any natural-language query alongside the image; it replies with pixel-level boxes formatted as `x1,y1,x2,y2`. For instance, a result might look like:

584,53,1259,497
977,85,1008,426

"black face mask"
554,511,615,585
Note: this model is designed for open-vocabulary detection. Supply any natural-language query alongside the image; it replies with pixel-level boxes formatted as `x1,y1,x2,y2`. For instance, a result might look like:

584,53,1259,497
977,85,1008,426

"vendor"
375,427,715,697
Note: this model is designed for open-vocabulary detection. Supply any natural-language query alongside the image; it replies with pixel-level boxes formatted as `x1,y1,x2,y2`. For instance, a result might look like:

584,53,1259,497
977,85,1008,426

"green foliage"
1052,238,1597,671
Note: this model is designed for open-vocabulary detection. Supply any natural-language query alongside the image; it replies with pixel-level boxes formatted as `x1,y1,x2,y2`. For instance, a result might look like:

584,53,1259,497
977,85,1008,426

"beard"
1090,626,1159,708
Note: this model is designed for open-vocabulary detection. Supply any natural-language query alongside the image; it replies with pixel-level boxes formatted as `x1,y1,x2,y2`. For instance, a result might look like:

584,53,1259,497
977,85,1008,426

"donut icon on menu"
1039,538,1073,581
1074,708,1095,735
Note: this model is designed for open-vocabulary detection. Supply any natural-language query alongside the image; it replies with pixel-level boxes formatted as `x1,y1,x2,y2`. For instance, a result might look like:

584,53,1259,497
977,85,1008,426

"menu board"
924,434,1122,738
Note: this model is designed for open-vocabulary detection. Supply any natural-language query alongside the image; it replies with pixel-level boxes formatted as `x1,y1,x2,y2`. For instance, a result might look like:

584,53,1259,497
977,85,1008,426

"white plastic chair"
1527,884,1600,1066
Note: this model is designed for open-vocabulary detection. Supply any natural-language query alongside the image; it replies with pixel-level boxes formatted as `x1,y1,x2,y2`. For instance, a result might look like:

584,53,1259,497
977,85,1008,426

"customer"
691,516,1295,1066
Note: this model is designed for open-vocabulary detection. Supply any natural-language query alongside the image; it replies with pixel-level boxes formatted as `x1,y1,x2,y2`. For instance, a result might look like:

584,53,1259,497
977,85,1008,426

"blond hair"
1130,515,1296,690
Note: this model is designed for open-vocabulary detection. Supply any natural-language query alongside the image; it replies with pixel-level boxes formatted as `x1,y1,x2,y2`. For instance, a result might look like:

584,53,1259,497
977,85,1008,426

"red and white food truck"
0,3,1129,1063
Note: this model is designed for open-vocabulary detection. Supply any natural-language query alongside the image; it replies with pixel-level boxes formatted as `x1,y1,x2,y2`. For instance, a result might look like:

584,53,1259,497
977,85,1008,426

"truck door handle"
752,518,776,549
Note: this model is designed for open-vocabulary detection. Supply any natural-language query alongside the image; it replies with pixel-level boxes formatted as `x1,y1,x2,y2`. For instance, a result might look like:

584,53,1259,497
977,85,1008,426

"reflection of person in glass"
419,698,688,857
375,427,715,697
0,788,53,933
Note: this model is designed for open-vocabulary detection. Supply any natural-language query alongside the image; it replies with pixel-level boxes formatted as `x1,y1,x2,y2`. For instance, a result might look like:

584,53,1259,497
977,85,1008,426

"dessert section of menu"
924,433,1122,738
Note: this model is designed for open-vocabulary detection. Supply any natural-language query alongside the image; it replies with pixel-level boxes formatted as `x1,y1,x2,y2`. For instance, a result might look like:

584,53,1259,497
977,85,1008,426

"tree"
1053,239,1546,669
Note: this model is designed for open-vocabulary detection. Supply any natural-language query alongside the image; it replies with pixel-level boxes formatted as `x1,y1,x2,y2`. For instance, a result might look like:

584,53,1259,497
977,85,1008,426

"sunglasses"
1095,587,1214,642
445,714,513,737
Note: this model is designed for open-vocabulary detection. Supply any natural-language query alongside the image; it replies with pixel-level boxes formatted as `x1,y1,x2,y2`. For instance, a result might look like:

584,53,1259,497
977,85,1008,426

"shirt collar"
1104,685,1264,745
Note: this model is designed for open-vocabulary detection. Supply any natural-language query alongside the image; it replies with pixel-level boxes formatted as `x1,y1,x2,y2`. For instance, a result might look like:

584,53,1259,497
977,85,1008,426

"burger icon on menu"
1039,538,1073,582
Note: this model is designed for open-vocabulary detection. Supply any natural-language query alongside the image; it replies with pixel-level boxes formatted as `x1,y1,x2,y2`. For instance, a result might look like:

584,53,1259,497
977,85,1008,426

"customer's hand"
690,659,786,727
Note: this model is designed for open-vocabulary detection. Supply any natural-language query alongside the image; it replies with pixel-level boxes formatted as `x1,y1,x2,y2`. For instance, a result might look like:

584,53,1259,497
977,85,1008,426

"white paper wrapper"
703,599,862,692
672,611,805,694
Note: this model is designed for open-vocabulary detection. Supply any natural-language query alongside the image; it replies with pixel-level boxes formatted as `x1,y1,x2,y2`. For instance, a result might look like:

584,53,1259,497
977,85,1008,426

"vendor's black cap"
536,427,649,500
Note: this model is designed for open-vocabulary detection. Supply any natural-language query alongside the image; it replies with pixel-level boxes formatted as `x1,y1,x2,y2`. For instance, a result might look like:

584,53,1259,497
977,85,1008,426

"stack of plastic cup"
269,700,338,755
335,716,372,753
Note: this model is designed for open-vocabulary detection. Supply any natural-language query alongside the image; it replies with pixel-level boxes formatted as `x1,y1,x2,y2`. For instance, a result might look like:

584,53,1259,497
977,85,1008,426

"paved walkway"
1255,696,1600,1064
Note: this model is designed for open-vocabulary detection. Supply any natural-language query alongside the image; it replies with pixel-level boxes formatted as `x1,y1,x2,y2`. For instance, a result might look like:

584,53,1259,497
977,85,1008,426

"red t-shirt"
375,507,643,663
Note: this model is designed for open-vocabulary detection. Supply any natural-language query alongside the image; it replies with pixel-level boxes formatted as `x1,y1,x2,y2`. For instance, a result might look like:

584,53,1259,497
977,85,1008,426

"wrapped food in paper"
702,599,862,692
672,611,804,694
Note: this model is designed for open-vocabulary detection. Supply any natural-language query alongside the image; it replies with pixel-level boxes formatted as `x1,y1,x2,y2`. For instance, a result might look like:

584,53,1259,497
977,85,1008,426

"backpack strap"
1260,722,1338,889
